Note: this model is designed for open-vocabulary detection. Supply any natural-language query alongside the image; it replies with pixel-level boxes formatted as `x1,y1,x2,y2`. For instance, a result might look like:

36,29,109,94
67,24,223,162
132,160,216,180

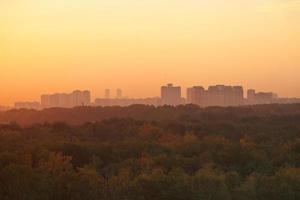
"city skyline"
1,1,300,198
3,83,300,110
1,82,299,107
1,0,300,106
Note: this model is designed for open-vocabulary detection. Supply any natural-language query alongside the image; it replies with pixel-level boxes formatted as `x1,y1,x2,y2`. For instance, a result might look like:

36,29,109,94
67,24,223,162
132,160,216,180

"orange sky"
1,0,300,106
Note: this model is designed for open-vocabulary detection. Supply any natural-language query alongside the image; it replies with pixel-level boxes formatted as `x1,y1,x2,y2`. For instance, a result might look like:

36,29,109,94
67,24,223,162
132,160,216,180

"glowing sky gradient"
1,0,300,105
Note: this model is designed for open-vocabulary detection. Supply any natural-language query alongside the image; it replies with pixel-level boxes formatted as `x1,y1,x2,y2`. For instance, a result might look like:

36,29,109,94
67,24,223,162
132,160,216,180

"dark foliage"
0,104,299,199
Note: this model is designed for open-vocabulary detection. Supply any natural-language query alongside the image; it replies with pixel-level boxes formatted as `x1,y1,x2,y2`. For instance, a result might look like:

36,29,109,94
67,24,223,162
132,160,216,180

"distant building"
41,90,91,108
161,84,182,106
116,89,122,99
14,101,40,110
72,90,91,106
12,84,299,110
247,89,256,104
233,86,244,106
273,98,300,104
208,85,225,106
246,89,276,105
205,85,244,107
255,92,274,104
187,86,205,105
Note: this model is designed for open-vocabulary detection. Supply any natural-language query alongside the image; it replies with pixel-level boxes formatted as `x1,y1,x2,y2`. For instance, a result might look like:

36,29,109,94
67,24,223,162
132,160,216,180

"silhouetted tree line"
1,104,300,126
0,104,299,199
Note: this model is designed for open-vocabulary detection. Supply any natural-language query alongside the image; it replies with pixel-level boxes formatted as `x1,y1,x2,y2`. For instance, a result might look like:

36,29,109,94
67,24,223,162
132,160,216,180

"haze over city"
1,1,300,199
1,0,300,106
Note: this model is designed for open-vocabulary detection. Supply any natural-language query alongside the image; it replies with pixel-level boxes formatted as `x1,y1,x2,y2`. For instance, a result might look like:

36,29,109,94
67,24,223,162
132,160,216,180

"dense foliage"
0,104,300,199
1,103,300,126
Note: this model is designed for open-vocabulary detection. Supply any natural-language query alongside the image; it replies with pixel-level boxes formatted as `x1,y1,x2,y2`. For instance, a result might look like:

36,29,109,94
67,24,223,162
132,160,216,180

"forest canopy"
0,104,300,199
1,103,300,126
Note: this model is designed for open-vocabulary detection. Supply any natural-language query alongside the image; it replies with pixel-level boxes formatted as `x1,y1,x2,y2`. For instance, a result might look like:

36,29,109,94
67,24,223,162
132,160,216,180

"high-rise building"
254,92,274,104
161,84,182,106
41,90,91,108
116,89,122,99
247,89,256,104
72,90,91,106
233,86,244,106
41,95,51,108
187,86,205,105
208,85,226,106
246,89,275,105
205,85,244,107
223,86,234,106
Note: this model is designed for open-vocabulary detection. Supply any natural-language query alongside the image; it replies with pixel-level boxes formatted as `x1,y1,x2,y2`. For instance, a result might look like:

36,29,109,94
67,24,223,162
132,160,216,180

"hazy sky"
1,0,300,105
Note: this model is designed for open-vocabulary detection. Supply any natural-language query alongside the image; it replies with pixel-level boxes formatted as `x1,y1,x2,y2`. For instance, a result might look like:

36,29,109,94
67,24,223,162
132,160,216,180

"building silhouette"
9,84,300,110
187,86,205,105
161,84,182,106
233,86,244,106
116,89,122,99
41,90,91,108
247,89,256,104
246,89,276,104
187,85,244,107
